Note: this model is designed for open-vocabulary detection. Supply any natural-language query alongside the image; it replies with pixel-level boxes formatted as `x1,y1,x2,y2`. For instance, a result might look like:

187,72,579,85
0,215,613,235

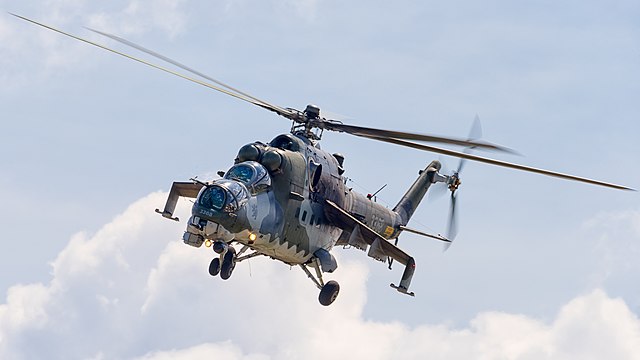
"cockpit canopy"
224,161,271,194
270,134,303,151
198,180,249,213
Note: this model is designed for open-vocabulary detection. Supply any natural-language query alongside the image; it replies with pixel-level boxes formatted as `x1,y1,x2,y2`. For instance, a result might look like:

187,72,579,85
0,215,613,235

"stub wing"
324,200,416,296
155,182,204,221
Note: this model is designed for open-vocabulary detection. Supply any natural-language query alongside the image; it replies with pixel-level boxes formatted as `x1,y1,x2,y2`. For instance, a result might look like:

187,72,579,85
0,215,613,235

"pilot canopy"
224,161,271,194
198,180,249,213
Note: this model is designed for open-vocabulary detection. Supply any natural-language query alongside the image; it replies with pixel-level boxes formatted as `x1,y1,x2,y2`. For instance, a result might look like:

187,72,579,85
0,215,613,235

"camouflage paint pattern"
185,133,436,267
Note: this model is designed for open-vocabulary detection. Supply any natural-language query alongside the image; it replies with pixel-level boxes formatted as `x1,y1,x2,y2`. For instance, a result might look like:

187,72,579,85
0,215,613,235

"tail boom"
393,160,443,225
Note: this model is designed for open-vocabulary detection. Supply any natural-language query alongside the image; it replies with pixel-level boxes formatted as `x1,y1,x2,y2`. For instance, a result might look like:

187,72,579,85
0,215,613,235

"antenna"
367,184,387,200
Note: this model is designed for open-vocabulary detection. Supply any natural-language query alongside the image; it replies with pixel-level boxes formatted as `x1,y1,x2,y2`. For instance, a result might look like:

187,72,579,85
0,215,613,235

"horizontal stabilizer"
325,199,417,295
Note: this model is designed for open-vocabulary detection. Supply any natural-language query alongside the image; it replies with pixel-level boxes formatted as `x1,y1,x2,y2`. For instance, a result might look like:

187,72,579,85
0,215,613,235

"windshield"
199,186,226,210
198,180,249,213
224,161,271,194
226,163,255,183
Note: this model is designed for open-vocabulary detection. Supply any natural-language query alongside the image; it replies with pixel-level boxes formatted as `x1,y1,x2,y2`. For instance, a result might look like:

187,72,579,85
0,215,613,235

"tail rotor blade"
456,115,482,173
447,193,458,239
469,114,483,141
444,192,458,252
456,158,466,174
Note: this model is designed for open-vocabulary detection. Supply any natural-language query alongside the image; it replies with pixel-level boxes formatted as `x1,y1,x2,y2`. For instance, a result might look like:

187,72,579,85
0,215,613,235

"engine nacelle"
236,143,263,162
261,149,283,173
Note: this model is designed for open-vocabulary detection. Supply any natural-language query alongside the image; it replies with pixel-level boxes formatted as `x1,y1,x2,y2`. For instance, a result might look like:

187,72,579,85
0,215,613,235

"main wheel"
318,280,340,306
208,257,220,276
220,250,236,280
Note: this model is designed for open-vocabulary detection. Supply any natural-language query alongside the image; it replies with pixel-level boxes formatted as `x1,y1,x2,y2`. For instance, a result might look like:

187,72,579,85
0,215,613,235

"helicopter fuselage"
184,132,404,265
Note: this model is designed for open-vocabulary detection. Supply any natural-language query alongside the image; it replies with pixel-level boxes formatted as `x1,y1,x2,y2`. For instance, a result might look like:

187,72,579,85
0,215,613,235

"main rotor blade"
86,27,292,118
360,135,635,191
323,122,516,153
11,13,294,118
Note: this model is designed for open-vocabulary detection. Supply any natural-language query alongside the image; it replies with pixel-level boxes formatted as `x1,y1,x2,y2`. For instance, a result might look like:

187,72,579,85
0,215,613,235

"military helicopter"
13,14,634,306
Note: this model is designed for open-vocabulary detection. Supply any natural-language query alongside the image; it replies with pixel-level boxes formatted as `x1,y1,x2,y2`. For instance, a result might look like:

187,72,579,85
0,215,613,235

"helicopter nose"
190,179,251,233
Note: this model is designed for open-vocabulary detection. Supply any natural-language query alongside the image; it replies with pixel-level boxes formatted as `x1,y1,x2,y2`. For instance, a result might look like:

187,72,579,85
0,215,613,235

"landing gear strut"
300,258,340,306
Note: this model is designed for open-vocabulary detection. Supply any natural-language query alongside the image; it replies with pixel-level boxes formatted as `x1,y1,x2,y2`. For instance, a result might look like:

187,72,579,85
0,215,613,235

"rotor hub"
448,174,461,192
304,104,321,120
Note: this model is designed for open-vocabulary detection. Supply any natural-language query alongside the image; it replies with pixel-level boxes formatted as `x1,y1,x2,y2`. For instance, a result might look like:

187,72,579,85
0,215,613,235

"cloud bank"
0,192,638,359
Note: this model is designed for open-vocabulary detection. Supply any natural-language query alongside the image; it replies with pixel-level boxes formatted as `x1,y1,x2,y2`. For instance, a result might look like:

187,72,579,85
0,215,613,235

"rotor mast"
290,104,325,141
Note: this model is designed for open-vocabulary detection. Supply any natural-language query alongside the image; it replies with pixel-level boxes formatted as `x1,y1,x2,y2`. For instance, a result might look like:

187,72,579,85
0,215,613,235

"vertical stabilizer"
393,160,442,225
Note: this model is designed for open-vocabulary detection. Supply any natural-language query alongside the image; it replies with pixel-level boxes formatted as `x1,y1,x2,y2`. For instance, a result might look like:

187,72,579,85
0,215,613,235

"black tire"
318,280,340,306
209,257,221,276
220,250,236,280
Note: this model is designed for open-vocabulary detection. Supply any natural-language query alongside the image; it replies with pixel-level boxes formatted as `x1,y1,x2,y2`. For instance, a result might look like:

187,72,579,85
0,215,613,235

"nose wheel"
208,257,221,276
208,245,236,280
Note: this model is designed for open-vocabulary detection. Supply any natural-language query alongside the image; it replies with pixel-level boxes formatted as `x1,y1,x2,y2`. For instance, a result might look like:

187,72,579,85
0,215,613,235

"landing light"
204,239,212,248
249,233,257,241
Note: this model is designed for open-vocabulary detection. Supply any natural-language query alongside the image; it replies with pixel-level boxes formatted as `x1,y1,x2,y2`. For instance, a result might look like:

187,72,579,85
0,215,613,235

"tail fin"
393,160,442,225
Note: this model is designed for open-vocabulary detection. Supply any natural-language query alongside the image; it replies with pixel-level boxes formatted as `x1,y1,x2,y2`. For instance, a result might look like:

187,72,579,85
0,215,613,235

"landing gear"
208,242,236,280
300,258,340,306
220,248,236,280
208,258,220,276
319,280,340,306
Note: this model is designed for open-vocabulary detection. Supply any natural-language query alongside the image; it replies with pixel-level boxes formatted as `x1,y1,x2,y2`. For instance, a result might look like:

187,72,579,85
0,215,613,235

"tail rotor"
443,115,481,250
444,165,461,251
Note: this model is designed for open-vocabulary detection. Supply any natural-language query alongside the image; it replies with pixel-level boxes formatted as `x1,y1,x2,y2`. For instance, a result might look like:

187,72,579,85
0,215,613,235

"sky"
1,1,639,359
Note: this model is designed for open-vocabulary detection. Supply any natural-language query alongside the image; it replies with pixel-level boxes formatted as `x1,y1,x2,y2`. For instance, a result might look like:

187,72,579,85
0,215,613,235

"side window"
295,207,300,219
301,210,307,222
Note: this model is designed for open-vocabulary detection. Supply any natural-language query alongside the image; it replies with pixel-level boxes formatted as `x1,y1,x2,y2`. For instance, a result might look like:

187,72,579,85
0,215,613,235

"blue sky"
1,1,639,358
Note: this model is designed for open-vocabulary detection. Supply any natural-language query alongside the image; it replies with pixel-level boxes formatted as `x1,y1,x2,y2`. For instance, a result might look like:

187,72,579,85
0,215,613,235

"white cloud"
0,192,639,359
134,342,269,360
0,283,50,332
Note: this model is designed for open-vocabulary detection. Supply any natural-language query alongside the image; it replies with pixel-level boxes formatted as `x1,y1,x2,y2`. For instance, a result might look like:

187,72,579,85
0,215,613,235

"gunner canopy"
198,180,249,213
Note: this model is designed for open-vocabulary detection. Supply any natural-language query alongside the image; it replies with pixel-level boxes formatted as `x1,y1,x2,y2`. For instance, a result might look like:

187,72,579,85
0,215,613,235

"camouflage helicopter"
14,14,634,306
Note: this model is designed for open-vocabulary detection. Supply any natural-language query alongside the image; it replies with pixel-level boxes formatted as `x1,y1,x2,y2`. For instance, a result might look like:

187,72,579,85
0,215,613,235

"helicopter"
13,14,634,306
